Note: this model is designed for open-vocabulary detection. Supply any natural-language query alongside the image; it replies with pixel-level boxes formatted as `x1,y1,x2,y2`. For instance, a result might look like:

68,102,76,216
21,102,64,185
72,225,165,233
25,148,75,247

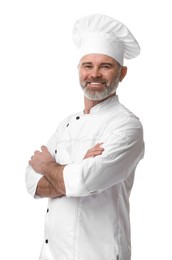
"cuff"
63,163,90,197
25,165,43,198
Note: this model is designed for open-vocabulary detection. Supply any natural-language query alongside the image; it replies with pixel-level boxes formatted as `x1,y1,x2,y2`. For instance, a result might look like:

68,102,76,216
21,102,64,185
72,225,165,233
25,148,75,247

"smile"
86,82,106,86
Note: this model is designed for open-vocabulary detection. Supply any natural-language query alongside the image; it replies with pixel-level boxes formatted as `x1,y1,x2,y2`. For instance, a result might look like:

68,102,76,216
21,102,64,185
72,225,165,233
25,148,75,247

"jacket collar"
89,95,119,114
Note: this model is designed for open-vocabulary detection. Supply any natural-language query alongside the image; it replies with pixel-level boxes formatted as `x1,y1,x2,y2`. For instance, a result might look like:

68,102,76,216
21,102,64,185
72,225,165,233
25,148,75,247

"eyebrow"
81,62,92,66
101,63,114,67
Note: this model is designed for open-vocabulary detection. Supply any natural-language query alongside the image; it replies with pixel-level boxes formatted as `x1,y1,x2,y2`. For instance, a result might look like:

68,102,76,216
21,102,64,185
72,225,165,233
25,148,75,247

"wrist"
45,161,64,176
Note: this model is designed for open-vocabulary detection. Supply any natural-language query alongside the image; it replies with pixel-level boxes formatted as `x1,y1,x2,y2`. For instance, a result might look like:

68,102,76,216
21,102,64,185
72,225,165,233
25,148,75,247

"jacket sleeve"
63,126,145,197
25,129,59,198
25,115,73,198
25,166,43,198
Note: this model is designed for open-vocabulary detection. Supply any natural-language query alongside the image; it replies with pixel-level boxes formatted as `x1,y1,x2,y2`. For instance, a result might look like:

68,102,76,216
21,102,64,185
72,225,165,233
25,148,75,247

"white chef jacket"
25,95,144,260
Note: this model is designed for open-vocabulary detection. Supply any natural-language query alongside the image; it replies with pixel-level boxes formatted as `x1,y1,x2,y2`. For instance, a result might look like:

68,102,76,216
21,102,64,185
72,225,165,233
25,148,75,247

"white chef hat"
73,14,140,65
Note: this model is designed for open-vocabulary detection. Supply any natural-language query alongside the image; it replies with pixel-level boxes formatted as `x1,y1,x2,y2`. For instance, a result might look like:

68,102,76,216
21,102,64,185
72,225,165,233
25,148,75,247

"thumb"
41,145,48,152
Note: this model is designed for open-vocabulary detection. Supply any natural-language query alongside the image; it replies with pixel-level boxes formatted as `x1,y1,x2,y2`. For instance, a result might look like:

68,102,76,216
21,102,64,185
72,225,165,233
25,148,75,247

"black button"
47,208,49,213
45,239,48,244
76,116,80,120
55,149,57,154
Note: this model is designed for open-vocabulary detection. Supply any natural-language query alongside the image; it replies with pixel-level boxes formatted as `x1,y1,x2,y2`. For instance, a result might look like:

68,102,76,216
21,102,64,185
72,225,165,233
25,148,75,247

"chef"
26,14,144,260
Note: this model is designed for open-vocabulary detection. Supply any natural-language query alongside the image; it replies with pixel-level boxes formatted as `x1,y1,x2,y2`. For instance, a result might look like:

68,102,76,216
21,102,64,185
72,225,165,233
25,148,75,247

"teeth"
88,82,104,84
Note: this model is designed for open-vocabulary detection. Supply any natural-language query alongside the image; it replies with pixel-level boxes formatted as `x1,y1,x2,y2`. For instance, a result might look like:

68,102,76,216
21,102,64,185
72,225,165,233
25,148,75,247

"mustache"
86,79,107,84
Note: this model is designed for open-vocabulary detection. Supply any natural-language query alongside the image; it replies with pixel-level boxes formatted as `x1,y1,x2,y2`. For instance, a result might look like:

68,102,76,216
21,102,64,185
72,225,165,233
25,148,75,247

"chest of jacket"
54,110,129,165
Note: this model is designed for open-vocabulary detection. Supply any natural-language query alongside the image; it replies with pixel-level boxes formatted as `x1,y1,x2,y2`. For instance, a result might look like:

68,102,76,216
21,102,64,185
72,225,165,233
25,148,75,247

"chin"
81,83,118,101
84,88,117,101
84,91,108,101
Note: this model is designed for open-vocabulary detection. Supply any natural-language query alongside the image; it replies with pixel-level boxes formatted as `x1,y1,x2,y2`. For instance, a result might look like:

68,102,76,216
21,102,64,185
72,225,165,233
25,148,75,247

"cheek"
79,71,88,81
110,73,120,84
106,75,115,84
104,71,116,80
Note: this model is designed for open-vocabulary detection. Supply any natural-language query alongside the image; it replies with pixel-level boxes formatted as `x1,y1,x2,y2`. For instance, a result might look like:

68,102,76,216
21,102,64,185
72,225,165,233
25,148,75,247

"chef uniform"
25,14,144,260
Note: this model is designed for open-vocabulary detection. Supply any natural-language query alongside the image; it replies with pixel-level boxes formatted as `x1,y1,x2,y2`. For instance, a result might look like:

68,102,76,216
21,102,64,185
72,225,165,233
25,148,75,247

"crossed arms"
28,144,104,198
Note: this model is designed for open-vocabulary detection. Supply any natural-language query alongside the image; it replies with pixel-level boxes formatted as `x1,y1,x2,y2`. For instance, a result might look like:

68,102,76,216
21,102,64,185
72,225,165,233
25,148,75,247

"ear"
119,66,127,82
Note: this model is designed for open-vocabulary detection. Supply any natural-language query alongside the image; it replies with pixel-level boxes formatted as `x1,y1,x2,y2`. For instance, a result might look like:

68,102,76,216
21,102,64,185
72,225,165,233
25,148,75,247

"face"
78,54,127,101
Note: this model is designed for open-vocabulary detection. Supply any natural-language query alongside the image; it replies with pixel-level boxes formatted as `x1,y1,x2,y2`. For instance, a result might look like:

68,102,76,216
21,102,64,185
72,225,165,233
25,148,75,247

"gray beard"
81,82,119,101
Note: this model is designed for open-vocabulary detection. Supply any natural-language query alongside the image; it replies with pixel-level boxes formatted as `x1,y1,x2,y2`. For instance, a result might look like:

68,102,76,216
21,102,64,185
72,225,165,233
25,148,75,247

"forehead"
79,53,118,65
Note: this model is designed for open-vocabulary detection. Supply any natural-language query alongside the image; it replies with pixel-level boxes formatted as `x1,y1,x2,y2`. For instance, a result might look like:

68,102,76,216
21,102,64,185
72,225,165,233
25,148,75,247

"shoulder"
103,101,144,144
109,100,143,130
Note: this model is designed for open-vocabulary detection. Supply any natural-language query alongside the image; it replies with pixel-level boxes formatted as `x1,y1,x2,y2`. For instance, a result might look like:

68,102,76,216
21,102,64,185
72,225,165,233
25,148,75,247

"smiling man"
79,53,127,108
26,14,144,260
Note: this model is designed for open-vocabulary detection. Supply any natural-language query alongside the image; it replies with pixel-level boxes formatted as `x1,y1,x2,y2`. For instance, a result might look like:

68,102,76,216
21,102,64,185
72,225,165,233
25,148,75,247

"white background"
0,0,171,259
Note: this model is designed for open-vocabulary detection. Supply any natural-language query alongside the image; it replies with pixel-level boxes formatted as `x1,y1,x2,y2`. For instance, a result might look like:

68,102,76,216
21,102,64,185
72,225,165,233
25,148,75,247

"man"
26,14,144,260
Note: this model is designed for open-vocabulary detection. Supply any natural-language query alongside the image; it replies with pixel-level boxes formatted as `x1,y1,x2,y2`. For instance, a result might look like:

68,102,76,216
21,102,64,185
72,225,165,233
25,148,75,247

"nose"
90,68,102,79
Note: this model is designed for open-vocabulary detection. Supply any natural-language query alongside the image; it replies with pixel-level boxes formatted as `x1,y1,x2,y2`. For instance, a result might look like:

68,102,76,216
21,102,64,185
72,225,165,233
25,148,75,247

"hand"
84,143,104,159
29,145,55,174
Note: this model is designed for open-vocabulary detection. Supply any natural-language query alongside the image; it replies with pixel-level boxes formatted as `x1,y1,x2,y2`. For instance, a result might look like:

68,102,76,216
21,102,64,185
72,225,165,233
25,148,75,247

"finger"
87,150,104,158
95,147,104,151
34,150,40,155
92,143,103,148
85,146,104,157
41,145,48,152
97,142,103,145
91,147,104,153
92,150,104,156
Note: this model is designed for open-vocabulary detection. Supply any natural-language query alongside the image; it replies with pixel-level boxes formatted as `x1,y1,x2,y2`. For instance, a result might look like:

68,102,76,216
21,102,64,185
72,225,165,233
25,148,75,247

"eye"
83,65,93,69
101,65,111,69
81,63,93,70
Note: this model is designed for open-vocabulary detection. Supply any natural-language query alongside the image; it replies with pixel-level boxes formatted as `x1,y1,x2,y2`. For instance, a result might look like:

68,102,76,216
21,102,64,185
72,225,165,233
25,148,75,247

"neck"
83,93,116,114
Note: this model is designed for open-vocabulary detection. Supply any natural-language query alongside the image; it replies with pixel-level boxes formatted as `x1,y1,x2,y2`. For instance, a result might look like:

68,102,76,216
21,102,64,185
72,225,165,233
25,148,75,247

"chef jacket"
25,95,144,260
